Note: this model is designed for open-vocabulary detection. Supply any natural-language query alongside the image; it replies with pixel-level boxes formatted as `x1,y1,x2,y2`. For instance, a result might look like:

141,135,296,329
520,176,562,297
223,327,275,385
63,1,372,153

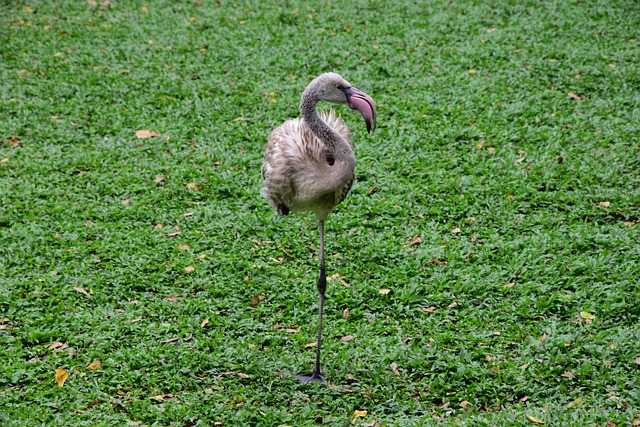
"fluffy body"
261,108,354,220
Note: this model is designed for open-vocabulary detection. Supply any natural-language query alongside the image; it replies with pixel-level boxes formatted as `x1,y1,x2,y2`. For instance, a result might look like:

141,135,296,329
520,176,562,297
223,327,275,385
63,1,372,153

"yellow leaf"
526,415,546,424
87,359,101,370
55,368,69,387
200,318,210,328
177,243,191,250
567,397,583,408
580,311,595,320
352,410,368,425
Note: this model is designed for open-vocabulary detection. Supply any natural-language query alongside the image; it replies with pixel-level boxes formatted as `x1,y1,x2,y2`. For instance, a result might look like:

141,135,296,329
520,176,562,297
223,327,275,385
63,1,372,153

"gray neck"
300,87,348,156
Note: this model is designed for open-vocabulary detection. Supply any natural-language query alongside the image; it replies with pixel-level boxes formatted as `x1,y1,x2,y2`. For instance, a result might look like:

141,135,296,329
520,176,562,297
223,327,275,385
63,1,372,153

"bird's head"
311,72,377,133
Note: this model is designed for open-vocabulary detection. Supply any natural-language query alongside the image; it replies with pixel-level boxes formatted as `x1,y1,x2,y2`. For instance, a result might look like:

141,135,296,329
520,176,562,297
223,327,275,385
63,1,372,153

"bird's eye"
337,85,344,90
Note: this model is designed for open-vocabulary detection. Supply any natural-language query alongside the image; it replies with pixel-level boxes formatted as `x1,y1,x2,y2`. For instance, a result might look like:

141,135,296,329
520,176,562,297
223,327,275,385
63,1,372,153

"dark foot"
296,371,327,384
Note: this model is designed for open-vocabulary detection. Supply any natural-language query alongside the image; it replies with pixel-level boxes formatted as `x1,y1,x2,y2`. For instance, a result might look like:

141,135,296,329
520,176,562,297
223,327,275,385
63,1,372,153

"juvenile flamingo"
261,73,376,383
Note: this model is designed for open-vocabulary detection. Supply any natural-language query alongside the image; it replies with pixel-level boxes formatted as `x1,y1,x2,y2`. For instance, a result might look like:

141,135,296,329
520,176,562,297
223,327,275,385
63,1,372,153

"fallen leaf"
150,393,173,401
177,243,191,250
580,311,596,320
303,342,317,349
448,301,458,308
154,175,163,184
633,420,640,427
87,398,100,409
519,396,529,403
232,116,245,122
352,410,368,424
390,361,400,376
121,198,130,205
379,288,393,295
526,415,546,424
184,265,195,273
0,158,8,163
519,363,530,370
48,342,67,350
567,397,583,408
55,368,69,387
408,235,422,246
598,201,611,208
185,182,198,190
73,287,92,297
504,282,515,288
87,359,101,370
538,333,548,342
343,308,349,318
237,372,250,379
361,421,376,427
135,130,158,138
154,223,163,229
250,295,265,306
422,306,436,312
340,335,354,343
200,318,210,328
451,227,461,233
162,337,179,344
635,357,640,365
459,400,472,408
567,92,580,100
561,371,576,379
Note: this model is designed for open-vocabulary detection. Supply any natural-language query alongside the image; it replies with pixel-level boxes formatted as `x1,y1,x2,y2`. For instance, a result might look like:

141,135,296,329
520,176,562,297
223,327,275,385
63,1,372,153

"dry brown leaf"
150,393,173,401
164,231,181,238
561,371,576,379
154,223,163,230
162,337,179,344
519,363,530,370
177,243,191,250
519,396,529,403
340,335,354,343
154,175,163,184
632,420,640,427
200,318,210,328
303,342,317,349
121,198,130,205
343,308,349,319
634,357,640,365
598,201,611,208
0,158,8,164
87,359,101,370
527,415,546,424
55,368,69,387
48,342,67,350
87,398,100,409
459,400,472,408
567,92,580,100
250,295,265,307
184,265,195,273
73,287,92,297
451,227,462,233
422,306,436,312
135,130,159,138
408,235,422,246
390,361,400,376
504,282,515,288
361,420,376,427
237,372,250,379
448,301,458,308
379,288,393,295
538,333,548,342
232,116,245,122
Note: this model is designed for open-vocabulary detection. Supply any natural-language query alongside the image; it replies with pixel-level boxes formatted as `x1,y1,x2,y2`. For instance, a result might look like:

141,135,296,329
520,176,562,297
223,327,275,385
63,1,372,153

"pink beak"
345,87,377,133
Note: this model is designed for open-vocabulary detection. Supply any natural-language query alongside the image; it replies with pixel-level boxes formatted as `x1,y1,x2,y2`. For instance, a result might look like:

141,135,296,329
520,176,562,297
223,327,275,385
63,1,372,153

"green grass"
1,0,639,425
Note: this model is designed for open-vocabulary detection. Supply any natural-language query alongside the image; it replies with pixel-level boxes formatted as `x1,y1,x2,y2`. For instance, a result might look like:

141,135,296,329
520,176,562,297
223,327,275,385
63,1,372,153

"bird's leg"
296,219,328,384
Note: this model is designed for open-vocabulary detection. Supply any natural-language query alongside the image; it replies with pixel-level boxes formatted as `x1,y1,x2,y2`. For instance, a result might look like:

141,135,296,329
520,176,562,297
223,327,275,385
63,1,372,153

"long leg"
296,219,327,384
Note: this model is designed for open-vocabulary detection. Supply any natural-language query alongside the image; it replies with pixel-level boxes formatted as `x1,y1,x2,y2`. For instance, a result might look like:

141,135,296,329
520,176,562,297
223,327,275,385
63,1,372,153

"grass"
1,0,639,425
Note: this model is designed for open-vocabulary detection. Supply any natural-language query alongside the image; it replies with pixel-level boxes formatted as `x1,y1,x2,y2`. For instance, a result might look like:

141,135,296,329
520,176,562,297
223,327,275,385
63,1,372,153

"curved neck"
300,88,347,155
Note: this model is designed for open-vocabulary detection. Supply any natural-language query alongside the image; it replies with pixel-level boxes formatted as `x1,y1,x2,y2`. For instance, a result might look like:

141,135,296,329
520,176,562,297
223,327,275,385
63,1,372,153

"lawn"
1,0,639,425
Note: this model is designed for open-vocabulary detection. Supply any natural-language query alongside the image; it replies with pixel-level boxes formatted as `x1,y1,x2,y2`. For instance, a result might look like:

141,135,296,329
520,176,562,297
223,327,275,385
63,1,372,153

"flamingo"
261,73,376,383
